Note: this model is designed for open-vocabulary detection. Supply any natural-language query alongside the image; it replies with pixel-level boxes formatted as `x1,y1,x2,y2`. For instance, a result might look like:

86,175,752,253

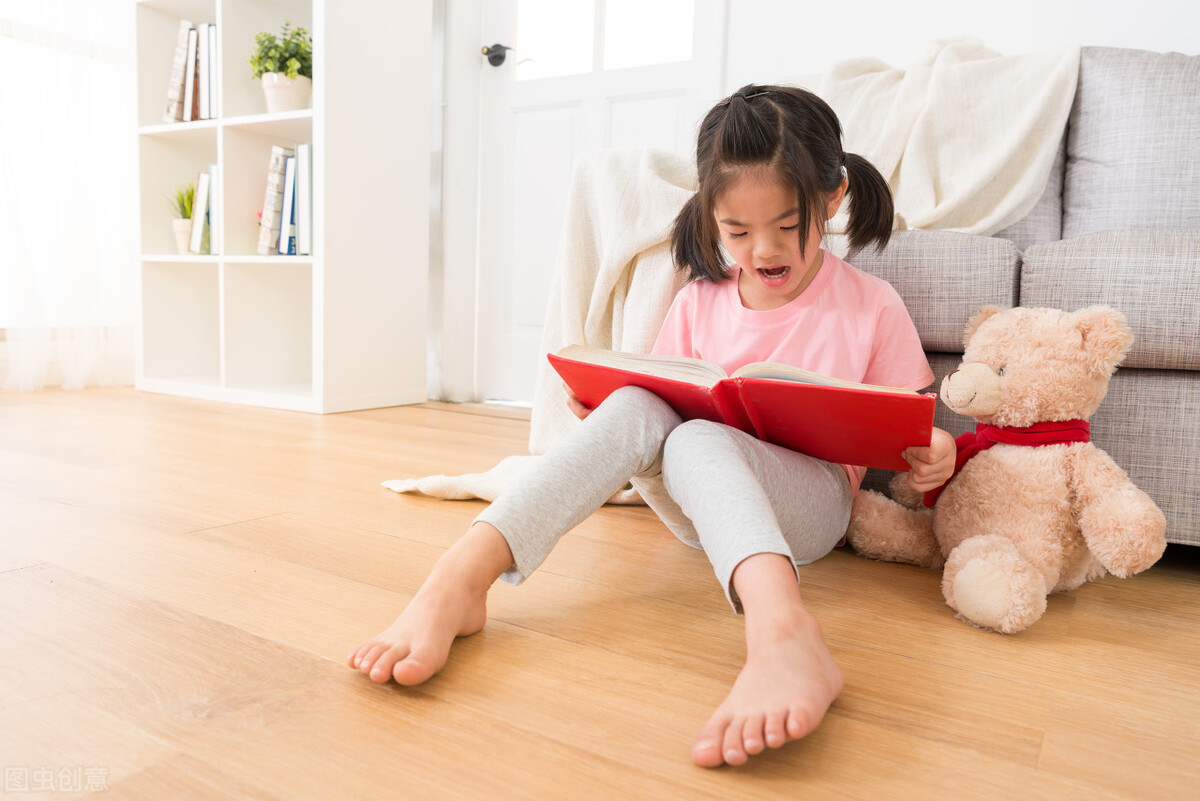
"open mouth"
755,265,791,285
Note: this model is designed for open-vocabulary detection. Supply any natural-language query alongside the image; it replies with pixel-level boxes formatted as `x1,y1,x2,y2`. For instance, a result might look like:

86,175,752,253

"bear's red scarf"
923,420,1091,508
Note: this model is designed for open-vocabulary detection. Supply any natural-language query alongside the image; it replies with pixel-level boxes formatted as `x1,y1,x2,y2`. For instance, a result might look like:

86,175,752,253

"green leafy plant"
170,180,195,219
248,21,313,80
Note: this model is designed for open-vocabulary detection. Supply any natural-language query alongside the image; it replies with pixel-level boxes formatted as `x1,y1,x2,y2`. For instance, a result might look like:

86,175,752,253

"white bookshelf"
134,0,431,413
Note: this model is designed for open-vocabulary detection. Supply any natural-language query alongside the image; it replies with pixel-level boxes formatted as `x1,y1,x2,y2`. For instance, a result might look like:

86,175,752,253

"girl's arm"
902,427,956,493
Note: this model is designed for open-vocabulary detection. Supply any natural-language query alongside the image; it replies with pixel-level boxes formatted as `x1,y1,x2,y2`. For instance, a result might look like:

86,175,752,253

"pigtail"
670,192,725,283
842,152,894,256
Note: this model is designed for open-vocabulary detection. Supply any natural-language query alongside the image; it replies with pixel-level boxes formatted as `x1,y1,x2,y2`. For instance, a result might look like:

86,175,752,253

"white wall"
724,0,1199,90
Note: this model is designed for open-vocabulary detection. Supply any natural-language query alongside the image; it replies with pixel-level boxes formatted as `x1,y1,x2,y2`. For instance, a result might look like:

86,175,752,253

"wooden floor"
2,388,1198,800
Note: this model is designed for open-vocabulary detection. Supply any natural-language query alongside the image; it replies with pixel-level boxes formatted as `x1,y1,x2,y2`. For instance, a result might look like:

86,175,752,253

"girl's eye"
781,224,799,232
726,231,747,239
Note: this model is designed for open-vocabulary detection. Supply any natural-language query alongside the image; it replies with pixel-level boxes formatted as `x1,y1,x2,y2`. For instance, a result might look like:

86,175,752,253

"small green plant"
248,21,312,80
170,180,195,219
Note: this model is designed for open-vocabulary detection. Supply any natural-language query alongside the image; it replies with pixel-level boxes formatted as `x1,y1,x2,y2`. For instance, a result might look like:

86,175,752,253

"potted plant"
248,21,313,113
170,180,195,254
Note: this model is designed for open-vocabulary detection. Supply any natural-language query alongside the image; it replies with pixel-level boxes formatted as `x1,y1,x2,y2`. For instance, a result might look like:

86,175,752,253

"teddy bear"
846,305,1167,633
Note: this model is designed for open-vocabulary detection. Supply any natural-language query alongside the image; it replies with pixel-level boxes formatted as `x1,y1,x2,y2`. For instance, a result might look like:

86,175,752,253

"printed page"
732,362,917,393
555,345,727,386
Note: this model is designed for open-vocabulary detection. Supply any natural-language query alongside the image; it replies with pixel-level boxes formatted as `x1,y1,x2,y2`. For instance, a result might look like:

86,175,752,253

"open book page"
554,345,728,387
731,362,919,394
557,346,917,395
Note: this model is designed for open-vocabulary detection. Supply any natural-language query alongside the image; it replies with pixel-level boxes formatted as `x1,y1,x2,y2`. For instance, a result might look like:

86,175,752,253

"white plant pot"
261,73,312,114
172,218,193,255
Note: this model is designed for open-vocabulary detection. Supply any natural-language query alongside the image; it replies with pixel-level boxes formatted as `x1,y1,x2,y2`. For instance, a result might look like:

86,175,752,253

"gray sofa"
852,46,1200,546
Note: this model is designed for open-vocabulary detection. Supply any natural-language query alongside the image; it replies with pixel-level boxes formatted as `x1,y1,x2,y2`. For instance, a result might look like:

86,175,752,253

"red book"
548,345,936,471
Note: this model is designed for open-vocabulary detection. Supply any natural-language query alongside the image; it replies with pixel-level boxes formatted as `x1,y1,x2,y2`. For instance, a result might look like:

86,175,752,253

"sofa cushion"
1021,229,1200,370
994,133,1065,251
848,231,1020,353
1062,47,1200,238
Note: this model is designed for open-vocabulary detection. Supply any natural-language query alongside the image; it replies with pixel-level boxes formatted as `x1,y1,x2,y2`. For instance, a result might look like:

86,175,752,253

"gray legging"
476,386,852,611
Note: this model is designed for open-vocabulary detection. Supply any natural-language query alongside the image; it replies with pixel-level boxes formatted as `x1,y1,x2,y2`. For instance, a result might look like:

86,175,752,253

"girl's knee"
663,419,741,471
604,385,669,416
583,386,682,461
667,418,736,445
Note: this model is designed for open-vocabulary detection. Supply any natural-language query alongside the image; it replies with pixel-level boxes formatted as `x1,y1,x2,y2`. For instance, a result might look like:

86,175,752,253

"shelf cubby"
140,260,220,383
135,0,218,128
220,115,313,257
138,126,217,255
219,0,313,119
223,261,313,391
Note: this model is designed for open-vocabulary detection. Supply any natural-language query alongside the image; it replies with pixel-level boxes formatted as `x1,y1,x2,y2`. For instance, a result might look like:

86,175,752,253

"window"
515,0,694,81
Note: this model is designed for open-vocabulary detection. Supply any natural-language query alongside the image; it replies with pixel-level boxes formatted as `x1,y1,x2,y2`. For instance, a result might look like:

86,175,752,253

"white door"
460,0,725,403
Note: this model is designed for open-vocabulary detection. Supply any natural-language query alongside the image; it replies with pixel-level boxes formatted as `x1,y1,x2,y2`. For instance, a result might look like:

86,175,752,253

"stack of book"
257,143,313,256
163,20,219,123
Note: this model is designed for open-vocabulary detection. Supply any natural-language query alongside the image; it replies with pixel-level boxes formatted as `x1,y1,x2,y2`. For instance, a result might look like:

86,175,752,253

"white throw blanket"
819,38,1079,235
386,40,1080,504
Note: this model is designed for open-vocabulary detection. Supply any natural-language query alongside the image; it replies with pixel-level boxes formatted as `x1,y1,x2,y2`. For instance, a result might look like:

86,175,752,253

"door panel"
509,108,579,332
464,0,723,403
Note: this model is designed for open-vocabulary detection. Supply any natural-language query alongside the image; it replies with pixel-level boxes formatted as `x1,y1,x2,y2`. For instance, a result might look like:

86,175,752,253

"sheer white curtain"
0,0,138,391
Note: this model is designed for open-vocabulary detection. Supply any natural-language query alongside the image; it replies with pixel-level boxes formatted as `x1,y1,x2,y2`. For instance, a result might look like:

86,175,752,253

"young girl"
348,85,957,768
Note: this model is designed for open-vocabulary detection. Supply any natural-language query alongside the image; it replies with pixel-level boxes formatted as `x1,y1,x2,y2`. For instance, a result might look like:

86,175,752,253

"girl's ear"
826,177,848,220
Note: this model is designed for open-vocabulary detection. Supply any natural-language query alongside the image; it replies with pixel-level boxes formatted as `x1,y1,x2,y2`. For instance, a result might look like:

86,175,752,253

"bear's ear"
963,305,1004,349
1072,305,1134,375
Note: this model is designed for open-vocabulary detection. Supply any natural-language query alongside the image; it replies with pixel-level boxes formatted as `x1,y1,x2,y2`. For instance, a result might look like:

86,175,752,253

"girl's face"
714,167,844,311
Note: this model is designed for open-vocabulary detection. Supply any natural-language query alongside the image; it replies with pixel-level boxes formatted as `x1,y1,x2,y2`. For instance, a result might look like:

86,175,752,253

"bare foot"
346,574,487,685
691,612,843,767
692,554,844,767
346,523,512,685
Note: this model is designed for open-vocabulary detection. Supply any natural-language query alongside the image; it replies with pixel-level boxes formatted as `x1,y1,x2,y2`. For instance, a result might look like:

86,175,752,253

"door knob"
481,44,512,67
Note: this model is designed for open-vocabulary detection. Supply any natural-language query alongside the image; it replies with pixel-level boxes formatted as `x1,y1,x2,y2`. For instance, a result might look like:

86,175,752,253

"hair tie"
732,89,770,103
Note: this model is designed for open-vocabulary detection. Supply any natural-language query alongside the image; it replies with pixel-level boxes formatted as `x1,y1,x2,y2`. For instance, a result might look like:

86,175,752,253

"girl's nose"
753,234,781,260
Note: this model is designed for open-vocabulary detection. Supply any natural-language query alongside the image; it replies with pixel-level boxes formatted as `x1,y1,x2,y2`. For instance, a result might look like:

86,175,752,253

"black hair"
671,84,894,282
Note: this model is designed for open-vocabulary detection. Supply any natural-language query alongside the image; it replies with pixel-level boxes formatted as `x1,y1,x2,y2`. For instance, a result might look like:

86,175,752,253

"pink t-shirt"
652,251,934,492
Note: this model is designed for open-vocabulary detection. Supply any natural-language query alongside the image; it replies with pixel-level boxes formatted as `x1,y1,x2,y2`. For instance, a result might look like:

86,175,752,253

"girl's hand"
564,382,593,420
903,427,956,493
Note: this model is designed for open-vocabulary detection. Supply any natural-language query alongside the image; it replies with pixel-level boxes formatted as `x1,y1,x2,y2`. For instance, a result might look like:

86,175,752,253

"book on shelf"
206,163,219,254
548,345,937,471
181,26,198,122
197,23,210,120
257,145,294,255
206,24,218,118
295,143,312,255
162,19,193,122
191,29,204,120
189,170,211,254
278,155,297,255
